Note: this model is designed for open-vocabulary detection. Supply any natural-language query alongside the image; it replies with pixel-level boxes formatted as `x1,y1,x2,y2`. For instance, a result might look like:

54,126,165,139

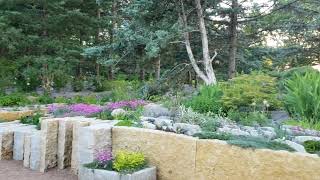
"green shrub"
0,93,30,106
37,94,54,104
103,80,140,101
227,110,269,126
89,110,113,120
284,70,320,125
303,140,320,154
175,106,220,132
184,85,223,114
54,96,71,104
227,136,295,152
72,79,84,92
53,70,69,90
113,151,146,173
20,113,42,130
220,72,282,111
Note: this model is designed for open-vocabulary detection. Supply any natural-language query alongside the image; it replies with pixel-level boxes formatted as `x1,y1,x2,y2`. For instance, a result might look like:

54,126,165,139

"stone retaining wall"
112,127,320,180
0,110,34,121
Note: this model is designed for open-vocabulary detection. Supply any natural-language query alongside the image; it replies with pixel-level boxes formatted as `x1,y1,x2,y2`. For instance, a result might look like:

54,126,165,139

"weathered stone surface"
13,125,37,160
29,132,41,171
78,166,94,180
112,127,197,180
57,118,75,169
143,104,171,118
142,121,156,130
39,119,59,172
195,139,320,180
0,110,34,121
79,166,156,180
293,136,320,144
274,139,307,153
153,118,173,129
23,133,32,168
0,131,14,160
282,125,320,137
71,120,91,174
78,124,112,166
173,123,201,136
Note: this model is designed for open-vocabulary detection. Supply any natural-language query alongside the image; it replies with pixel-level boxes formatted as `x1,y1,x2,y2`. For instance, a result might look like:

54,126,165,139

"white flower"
27,82,30,86
251,102,256,106
263,99,268,105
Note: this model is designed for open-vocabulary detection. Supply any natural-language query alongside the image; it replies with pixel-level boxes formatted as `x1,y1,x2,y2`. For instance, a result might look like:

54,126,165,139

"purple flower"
49,103,103,117
106,100,147,110
95,149,112,165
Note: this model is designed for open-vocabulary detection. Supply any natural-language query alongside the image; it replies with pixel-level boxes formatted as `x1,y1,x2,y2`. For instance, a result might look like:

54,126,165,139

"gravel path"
0,160,77,180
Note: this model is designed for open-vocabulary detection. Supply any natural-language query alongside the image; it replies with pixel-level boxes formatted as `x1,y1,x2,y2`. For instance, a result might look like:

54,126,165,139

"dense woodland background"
0,0,319,93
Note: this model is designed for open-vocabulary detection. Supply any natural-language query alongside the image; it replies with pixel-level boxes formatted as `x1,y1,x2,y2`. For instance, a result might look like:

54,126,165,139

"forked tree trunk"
180,0,217,85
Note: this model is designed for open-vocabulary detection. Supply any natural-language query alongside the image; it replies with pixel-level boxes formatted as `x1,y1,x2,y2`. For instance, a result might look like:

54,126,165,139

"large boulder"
274,139,307,153
143,104,171,118
173,123,201,136
293,136,320,144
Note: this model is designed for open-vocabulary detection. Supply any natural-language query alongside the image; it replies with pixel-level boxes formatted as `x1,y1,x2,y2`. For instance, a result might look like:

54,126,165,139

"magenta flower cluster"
48,103,103,117
95,149,112,165
106,99,146,110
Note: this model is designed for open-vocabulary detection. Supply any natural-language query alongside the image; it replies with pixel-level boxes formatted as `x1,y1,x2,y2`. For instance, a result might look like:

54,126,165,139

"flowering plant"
106,99,146,110
48,103,103,117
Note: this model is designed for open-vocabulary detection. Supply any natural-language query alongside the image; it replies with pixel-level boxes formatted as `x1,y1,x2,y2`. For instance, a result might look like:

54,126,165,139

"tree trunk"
155,57,161,80
180,0,217,85
96,7,101,77
228,0,238,79
140,68,145,81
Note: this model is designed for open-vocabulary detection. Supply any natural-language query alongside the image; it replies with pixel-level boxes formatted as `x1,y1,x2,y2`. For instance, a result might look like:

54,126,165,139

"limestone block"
29,132,41,170
23,133,32,168
78,124,112,166
71,120,91,174
57,118,75,169
39,119,59,172
112,127,197,180
79,166,156,180
195,139,320,180
0,110,34,121
0,131,14,160
13,125,37,160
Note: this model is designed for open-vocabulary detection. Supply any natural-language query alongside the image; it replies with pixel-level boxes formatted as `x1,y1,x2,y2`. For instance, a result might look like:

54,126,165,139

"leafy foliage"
113,151,146,173
0,93,30,106
227,110,269,126
20,113,42,130
284,70,320,124
184,85,223,114
303,141,320,154
220,72,282,111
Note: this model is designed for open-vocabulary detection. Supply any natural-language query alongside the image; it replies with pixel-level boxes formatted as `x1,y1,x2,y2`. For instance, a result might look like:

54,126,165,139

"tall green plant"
184,85,223,114
284,70,320,125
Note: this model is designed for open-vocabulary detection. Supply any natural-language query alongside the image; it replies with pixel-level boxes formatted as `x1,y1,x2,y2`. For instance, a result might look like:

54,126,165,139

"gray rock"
111,108,126,117
275,139,306,153
258,127,277,140
143,104,170,118
271,111,290,124
153,118,173,129
281,125,320,137
217,127,250,136
293,136,320,144
140,117,156,123
142,121,156,130
173,123,201,136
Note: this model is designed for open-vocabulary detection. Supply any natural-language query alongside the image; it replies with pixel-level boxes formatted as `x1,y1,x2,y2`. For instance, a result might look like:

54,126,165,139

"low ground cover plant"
48,103,103,117
84,150,147,174
0,93,30,107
